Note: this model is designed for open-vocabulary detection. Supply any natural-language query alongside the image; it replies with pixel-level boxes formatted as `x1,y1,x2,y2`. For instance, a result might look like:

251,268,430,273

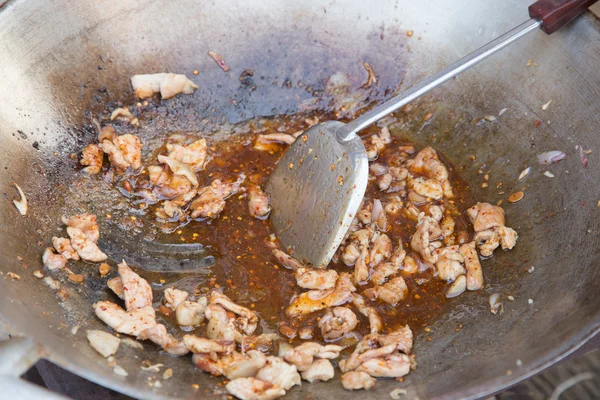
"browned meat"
118,260,152,310
131,73,198,99
248,185,271,219
138,324,189,356
52,237,79,261
80,144,104,174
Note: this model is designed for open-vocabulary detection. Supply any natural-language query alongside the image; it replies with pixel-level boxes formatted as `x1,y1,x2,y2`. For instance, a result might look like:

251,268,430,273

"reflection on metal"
267,121,368,268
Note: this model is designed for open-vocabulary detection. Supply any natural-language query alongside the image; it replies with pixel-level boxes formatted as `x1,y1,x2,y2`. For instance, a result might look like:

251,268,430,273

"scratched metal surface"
0,0,599,399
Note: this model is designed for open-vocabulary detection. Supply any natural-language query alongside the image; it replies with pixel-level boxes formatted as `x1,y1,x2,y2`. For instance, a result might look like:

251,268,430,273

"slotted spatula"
266,0,597,268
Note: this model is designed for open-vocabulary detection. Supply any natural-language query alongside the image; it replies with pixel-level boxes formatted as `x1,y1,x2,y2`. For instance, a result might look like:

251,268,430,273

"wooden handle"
529,0,599,33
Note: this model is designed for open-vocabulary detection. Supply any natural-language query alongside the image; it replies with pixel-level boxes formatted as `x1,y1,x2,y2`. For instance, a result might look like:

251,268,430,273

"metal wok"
0,0,599,398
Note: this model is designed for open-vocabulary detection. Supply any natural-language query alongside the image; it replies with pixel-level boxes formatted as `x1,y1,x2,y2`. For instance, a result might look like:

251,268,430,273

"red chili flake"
534,120,541,128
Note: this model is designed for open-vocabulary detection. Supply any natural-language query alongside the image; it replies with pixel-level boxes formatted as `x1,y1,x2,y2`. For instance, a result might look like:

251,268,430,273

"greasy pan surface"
0,0,599,398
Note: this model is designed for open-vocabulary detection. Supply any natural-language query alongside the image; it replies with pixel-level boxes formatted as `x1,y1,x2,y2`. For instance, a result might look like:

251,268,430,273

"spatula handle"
529,0,598,34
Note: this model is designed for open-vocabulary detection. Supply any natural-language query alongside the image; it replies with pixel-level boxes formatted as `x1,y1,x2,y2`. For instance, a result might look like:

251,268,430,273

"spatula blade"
266,121,368,268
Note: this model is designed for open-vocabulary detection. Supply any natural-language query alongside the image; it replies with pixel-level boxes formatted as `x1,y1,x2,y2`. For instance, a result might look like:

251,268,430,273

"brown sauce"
100,111,476,345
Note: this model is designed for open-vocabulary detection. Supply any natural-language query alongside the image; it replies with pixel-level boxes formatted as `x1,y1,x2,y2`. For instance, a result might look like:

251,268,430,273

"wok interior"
1,0,599,398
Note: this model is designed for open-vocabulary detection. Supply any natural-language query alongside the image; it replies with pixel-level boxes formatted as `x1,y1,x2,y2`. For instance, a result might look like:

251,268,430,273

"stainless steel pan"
0,0,599,398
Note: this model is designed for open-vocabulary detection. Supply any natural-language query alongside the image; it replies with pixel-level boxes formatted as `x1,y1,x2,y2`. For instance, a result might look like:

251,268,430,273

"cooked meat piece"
148,165,169,186
175,298,207,327
158,155,199,187
171,187,197,207
192,353,227,376
209,291,258,335
213,174,246,198
379,127,392,144
363,276,408,305
352,293,382,334
248,185,271,219
341,243,360,266
80,144,104,174
459,242,483,290
118,260,152,310
379,325,413,354
271,249,305,271
110,107,133,121
164,287,189,311
137,324,189,356
156,201,183,220
390,166,409,180
318,307,358,340
440,216,455,237
183,334,235,354
272,250,338,289
225,377,286,400
356,208,372,225
377,173,393,191
256,356,301,390
86,330,120,357
282,342,343,371
408,190,428,205
389,240,407,268
409,177,443,200
166,139,207,171
131,73,198,99
369,233,392,267
42,247,67,270
350,227,375,248
341,371,376,390
158,174,193,199
107,277,124,299
93,301,156,337
99,134,142,170
286,274,354,317
427,205,444,222
446,274,467,298
238,333,280,351
67,227,107,262
353,248,369,284
408,147,453,197
62,214,100,243
190,177,244,219
257,133,296,145
298,327,314,340
498,225,518,250
340,325,413,372
371,262,398,285
205,304,240,342
365,133,385,160
356,353,411,378
340,340,397,373
295,267,338,290
224,350,267,380
98,125,116,142
99,140,127,170
467,202,506,232
433,246,465,282
337,272,358,292
301,359,334,383
402,255,419,274
410,213,441,264
404,202,421,221
474,229,500,257
52,237,80,260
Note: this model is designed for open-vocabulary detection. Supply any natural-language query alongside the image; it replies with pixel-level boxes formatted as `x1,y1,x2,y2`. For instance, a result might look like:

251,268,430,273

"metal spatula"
266,0,596,268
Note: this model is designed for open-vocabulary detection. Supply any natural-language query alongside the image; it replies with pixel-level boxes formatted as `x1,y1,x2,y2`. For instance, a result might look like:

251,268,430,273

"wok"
0,0,599,399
